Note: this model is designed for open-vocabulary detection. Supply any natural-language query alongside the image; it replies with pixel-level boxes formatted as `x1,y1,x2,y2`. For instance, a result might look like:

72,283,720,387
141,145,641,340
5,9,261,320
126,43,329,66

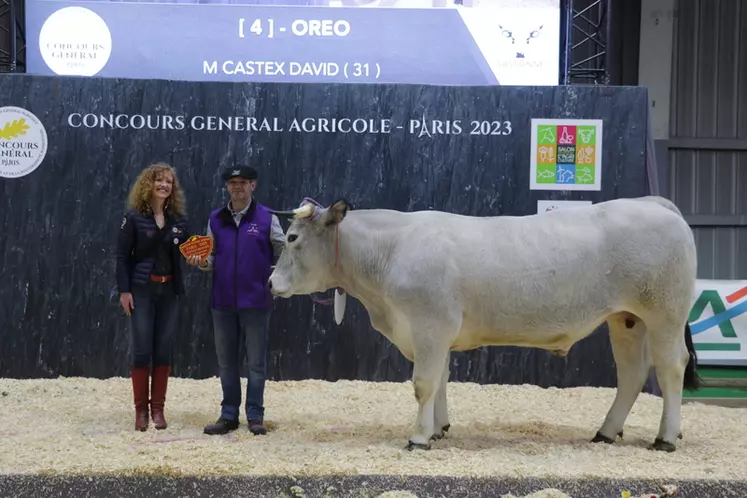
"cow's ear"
324,199,351,226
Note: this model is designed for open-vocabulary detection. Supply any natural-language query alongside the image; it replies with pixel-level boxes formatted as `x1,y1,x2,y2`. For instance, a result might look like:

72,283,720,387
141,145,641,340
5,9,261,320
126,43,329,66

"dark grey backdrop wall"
0,74,653,389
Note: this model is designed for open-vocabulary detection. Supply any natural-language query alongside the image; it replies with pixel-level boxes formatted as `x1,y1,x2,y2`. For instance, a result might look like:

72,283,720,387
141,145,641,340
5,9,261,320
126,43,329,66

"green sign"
529,118,603,192
688,281,747,363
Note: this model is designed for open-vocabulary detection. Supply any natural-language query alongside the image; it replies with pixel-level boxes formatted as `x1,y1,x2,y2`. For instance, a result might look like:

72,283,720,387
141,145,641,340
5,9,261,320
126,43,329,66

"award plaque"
179,235,213,260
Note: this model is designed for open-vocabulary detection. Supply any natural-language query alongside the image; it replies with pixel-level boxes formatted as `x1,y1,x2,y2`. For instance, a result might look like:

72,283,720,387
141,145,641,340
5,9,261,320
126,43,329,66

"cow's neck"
329,213,393,300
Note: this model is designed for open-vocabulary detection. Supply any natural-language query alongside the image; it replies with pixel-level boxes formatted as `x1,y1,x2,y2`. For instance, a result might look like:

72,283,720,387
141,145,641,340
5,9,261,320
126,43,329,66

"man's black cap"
222,166,258,181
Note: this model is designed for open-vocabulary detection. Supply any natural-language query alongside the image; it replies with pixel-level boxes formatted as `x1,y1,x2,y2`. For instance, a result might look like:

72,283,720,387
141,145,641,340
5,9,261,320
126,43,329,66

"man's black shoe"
248,419,267,435
203,418,239,435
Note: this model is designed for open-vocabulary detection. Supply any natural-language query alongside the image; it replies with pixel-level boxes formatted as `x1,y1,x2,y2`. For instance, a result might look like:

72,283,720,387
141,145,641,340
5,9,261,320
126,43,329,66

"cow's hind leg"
646,315,696,452
431,352,451,441
592,312,651,445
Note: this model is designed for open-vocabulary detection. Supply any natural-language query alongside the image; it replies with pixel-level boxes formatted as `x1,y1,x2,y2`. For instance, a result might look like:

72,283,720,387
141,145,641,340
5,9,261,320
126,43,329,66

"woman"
116,162,192,431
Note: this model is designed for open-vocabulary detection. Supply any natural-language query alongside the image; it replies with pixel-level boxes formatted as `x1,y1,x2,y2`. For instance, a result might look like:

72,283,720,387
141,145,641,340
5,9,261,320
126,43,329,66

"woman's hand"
120,292,134,316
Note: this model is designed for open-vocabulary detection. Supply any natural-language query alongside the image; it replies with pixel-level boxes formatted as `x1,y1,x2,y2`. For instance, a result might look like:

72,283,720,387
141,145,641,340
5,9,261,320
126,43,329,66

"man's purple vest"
209,201,274,309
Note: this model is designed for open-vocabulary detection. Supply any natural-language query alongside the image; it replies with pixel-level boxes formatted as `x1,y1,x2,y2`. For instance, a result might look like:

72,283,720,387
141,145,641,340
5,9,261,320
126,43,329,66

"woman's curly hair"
126,162,187,216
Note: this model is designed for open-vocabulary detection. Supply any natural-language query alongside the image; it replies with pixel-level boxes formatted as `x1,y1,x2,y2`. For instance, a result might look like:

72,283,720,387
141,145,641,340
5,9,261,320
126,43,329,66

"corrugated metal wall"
669,0,747,279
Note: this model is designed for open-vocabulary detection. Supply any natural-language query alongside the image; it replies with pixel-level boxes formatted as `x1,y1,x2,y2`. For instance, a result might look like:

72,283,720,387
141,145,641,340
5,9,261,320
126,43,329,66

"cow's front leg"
431,352,451,441
406,346,450,451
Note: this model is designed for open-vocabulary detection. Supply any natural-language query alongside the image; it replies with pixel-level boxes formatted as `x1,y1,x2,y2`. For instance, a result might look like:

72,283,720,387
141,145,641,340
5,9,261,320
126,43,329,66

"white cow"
267,195,700,452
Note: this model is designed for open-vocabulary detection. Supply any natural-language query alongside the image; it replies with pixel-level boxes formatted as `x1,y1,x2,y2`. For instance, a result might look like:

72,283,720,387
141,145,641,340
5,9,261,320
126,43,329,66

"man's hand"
187,255,206,267
120,292,134,316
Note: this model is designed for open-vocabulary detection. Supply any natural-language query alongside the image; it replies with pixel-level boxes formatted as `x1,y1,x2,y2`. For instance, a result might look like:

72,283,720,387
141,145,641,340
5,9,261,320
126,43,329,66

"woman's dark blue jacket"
116,208,193,296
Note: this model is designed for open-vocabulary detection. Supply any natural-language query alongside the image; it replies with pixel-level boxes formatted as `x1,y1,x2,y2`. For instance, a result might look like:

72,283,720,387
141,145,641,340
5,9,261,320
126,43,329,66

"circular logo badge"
38,7,112,76
0,106,49,179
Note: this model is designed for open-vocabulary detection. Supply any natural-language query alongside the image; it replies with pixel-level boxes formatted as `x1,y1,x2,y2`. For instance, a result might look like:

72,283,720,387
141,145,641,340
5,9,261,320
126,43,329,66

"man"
187,165,285,435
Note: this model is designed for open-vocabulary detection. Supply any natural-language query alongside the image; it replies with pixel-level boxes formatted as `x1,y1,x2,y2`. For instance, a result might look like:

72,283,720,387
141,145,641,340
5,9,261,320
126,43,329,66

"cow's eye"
287,234,298,243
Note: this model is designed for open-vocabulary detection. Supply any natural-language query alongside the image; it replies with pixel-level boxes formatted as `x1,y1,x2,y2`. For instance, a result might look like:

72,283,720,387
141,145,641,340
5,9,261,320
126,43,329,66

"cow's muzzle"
267,275,290,298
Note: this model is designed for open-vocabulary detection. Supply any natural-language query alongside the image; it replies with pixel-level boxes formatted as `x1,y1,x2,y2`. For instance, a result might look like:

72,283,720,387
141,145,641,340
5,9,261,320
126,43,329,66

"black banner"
0,74,653,389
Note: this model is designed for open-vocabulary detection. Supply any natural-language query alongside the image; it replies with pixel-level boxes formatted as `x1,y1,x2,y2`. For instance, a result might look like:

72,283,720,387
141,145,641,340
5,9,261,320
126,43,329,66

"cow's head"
268,198,351,298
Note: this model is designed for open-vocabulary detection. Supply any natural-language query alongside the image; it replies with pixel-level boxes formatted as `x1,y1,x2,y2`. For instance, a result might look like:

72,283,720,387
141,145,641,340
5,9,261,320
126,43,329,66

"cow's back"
376,197,695,345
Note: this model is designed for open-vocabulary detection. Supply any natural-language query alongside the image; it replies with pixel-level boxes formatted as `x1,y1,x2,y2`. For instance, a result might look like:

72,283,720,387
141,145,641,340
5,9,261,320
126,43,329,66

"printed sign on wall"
24,0,561,86
690,279,747,366
0,106,49,179
537,199,592,213
529,118,603,191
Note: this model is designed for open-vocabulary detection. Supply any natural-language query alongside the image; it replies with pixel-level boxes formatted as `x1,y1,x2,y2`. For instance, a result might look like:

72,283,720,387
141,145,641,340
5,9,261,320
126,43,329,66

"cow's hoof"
650,438,676,453
405,440,431,451
678,432,683,440
430,424,451,441
618,430,623,439
590,431,615,444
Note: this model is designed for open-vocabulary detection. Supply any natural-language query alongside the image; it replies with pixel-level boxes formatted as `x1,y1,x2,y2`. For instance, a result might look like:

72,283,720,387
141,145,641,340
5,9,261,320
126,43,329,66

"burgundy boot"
150,365,170,430
130,366,150,431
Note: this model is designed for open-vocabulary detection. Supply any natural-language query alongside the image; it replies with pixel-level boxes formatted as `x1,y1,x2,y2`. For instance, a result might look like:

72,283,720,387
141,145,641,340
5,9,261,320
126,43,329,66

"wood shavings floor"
0,377,744,481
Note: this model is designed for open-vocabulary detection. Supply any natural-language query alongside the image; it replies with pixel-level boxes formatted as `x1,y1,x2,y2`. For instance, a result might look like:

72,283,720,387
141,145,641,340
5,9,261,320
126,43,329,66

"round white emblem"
173,238,179,245
38,7,112,77
0,106,49,179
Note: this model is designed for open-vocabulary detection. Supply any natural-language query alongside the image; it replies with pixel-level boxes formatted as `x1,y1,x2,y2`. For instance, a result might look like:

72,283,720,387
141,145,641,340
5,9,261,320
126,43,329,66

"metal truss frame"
561,0,612,85
0,0,25,73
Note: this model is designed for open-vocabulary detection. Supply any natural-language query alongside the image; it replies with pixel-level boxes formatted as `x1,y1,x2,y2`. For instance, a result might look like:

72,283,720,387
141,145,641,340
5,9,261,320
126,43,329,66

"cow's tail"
683,322,701,391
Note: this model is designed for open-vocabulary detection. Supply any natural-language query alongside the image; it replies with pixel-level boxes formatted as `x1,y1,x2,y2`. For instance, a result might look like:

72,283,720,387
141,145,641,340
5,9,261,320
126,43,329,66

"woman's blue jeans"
129,281,179,368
